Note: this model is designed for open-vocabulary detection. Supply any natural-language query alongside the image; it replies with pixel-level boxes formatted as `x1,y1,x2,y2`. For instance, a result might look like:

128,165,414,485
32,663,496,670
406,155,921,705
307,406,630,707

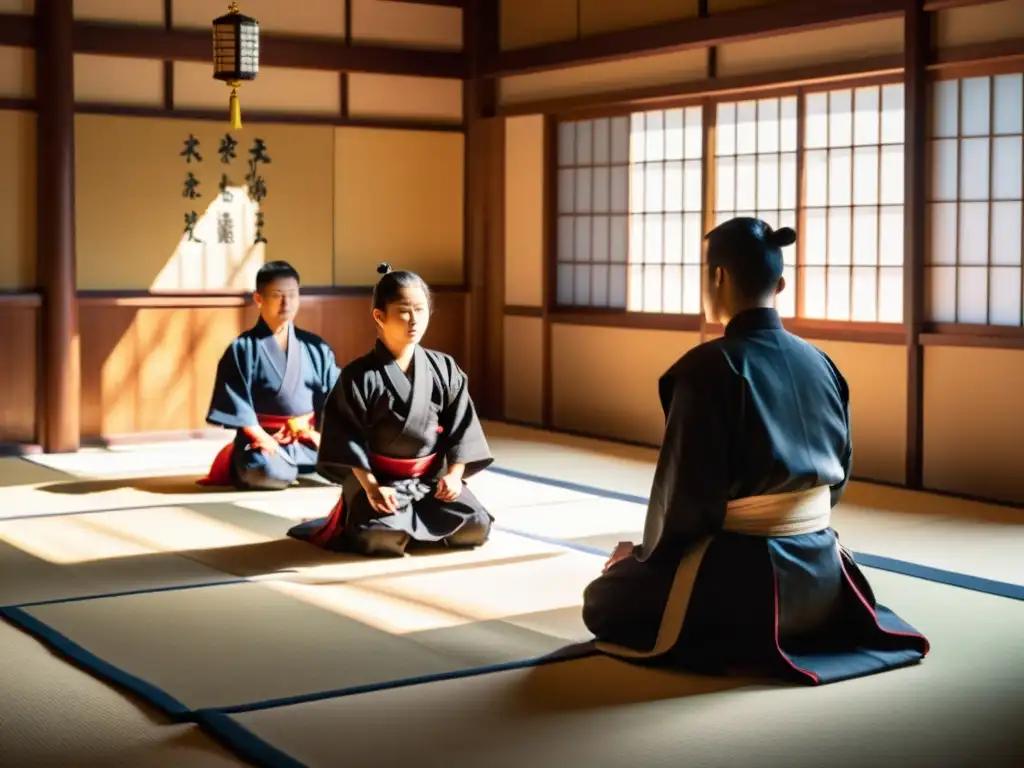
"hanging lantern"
212,2,260,130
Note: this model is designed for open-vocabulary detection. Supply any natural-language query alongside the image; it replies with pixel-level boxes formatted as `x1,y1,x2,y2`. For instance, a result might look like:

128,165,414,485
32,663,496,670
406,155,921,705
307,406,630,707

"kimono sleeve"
636,354,731,564
316,366,374,484
440,361,493,479
206,341,258,429
826,357,853,508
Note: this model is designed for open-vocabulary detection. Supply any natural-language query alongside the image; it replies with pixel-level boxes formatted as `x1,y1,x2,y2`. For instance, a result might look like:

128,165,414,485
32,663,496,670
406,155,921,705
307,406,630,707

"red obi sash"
307,452,438,546
197,412,320,487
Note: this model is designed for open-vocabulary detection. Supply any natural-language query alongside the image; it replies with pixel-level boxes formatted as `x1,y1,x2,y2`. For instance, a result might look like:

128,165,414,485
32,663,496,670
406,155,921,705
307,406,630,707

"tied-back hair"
705,217,796,301
372,262,433,312
255,260,300,293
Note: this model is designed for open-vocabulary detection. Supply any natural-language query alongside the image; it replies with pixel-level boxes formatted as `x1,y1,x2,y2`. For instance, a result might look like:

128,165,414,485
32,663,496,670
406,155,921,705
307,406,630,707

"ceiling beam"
0,14,465,78
484,0,905,77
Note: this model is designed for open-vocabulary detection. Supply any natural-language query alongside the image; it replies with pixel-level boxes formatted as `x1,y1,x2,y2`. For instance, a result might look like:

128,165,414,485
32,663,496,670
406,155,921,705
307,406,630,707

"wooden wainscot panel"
0,293,39,445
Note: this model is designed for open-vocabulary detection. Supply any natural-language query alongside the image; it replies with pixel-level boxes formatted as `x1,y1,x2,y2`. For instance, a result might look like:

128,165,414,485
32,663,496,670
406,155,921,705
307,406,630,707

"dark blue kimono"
204,318,340,490
288,341,494,556
582,308,929,685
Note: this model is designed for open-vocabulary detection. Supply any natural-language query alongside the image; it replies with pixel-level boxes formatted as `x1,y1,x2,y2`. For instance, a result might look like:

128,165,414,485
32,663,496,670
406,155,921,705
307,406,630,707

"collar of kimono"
724,307,783,336
722,485,831,537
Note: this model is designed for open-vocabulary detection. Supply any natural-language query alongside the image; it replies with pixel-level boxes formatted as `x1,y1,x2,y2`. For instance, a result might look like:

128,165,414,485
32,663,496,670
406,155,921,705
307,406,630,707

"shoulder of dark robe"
293,325,340,379
421,347,495,476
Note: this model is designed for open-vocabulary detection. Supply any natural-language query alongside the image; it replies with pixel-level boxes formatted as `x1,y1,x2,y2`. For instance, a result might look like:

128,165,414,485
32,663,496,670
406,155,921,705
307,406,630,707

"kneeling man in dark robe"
582,218,929,685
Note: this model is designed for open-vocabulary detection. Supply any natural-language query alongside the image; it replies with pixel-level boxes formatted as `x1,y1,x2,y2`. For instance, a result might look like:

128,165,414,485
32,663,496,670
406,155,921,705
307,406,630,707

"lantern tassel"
228,84,243,130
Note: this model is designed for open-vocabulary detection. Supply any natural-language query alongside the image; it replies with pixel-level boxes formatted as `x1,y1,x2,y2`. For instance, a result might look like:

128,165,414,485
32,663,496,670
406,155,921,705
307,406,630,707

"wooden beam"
923,0,1004,10
377,0,464,6
903,0,930,489
0,14,466,78
463,0,502,418
483,0,904,77
35,0,80,453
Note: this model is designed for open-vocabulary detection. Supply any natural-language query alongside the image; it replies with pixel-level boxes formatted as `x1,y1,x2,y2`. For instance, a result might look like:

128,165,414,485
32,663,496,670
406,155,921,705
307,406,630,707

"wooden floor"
0,421,1021,768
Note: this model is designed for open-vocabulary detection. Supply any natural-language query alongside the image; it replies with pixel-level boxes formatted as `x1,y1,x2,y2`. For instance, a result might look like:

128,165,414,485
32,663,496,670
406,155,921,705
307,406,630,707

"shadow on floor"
35,475,330,495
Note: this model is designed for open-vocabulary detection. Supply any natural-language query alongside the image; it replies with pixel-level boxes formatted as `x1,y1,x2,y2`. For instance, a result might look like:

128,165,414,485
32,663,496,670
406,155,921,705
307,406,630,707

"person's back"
582,218,928,685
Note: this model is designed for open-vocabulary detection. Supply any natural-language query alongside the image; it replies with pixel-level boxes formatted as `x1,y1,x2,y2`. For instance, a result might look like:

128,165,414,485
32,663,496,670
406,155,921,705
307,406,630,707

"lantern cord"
228,82,243,130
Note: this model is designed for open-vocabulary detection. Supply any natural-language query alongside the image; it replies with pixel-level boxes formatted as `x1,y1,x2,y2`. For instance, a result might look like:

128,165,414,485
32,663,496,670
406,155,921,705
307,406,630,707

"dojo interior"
1,0,1023,766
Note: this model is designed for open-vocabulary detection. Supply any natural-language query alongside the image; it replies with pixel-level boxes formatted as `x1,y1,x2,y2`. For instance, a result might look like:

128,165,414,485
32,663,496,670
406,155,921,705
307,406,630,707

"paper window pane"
574,168,593,213
757,154,780,211
877,266,903,322
558,169,575,213
716,103,736,156
829,148,852,206
957,202,989,266
608,264,627,307
988,267,1023,326
592,166,610,213
930,139,959,202
610,165,629,213
592,216,610,262
575,121,593,165
662,264,682,314
736,101,757,154
645,111,665,162
609,216,628,262
993,74,1024,135
881,83,905,144
804,209,827,266
960,77,991,136
991,202,1022,266
683,160,702,213
829,89,854,147
828,207,852,266
926,266,957,322
665,109,684,161
684,106,703,160
610,117,630,164
592,118,610,164
664,213,683,264
591,264,610,307
574,216,592,261
879,206,904,267
851,266,879,321
853,146,879,206
853,207,879,265
682,265,702,314
757,98,780,153
880,145,904,205
992,137,1023,200
558,216,574,260
853,86,880,146
803,266,827,318
557,263,574,305
957,266,989,324
927,203,958,266
558,122,576,166
574,264,592,305
716,156,736,211
931,80,959,138
958,138,990,201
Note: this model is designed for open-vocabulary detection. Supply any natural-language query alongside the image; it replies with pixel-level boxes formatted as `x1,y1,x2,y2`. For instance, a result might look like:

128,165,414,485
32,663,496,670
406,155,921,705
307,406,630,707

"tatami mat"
5,540,595,714
0,620,246,768
196,570,1024,768
3,421,1022,768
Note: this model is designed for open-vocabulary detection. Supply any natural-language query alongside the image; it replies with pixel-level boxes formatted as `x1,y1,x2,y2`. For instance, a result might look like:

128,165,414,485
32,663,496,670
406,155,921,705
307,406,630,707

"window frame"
545,74,909,343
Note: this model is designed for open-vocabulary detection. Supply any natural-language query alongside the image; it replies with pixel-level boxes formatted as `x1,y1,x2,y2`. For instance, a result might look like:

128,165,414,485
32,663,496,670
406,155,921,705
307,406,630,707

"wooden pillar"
463,0,503,418
36,0,80,453
904,0,930,488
